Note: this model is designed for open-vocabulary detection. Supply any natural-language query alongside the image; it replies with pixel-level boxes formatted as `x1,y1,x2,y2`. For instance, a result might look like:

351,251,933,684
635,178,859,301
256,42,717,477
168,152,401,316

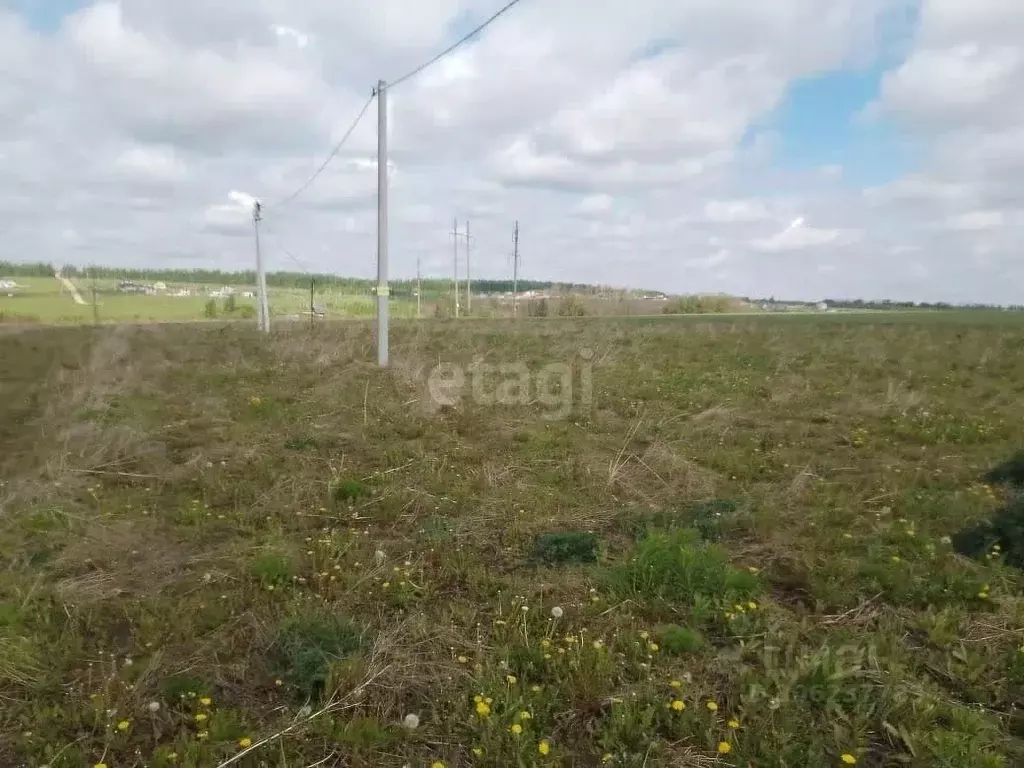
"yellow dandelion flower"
95,764,108,768
648,643,660,652
706,701,718,712
717,741,732,755
432,762,446,768
601,755,613,764
116,719,130,731
978,591,989,599
748,566,760,574
506,675,517,685
199,697,212,706
728,718,740,728
593,640,604,649
195,712,208,722
474,695,483,703
457,656,469,664
472,747,483,756
841,754,857,765
670,699,685,711
197,730,209,739
670,680,682,688
639,630,650,640
541,639,551,649
891,555,901,563
275,678,283,686
475,701,491,717
747,601,758,611
531,685,542,692
239,737,252,748
518,710,532,720
538,740,551,756
510,723,523,735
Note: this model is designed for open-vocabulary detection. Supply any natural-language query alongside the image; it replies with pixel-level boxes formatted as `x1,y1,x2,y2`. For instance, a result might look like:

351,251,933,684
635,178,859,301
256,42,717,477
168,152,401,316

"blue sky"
9,0,84,32
768,66,913,187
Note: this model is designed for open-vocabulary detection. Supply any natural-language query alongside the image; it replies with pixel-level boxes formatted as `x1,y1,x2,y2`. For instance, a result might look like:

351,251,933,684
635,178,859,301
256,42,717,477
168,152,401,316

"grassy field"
2,317,1024,767
0,276,422,324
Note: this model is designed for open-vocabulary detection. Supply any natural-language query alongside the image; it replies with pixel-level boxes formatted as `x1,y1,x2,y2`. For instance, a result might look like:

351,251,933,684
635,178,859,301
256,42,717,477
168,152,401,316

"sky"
1,0,1022,304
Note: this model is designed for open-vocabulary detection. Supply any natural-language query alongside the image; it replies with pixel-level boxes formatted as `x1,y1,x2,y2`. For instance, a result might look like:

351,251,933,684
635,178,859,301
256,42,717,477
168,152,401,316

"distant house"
242,291,255,299
153,281,167,291
0,279,18,290
816,301,829,311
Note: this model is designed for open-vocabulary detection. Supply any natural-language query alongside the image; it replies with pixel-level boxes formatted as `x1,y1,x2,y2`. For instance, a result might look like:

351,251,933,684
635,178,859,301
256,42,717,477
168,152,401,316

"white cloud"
750,217,859,253
0,0,1021,302
704,199,769,223
272,24,310,49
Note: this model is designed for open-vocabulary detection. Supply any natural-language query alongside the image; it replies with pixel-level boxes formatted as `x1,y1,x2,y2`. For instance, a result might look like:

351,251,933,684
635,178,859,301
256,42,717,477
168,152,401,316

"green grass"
2,317,1024,766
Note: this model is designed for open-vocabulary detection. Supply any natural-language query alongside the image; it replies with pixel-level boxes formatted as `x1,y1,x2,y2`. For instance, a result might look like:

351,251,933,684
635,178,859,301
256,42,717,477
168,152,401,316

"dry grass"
2,315,1024,766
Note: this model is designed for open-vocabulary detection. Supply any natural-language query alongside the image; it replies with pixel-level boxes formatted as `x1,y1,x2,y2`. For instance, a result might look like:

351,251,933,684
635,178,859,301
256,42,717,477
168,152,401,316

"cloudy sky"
1,0,1022,303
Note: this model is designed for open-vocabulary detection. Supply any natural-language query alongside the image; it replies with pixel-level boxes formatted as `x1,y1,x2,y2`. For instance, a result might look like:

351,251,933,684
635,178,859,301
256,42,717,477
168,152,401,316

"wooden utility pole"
451,217,460,318
416,254,422,319
465,219,471,315
512,220,520,318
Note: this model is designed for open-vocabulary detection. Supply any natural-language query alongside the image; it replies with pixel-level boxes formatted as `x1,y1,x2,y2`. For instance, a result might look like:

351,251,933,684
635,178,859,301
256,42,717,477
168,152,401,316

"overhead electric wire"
387,0,528,90
263,91,376,212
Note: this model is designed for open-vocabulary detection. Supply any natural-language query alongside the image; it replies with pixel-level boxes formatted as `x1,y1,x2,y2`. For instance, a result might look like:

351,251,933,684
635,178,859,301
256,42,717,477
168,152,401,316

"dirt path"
54,269,86,305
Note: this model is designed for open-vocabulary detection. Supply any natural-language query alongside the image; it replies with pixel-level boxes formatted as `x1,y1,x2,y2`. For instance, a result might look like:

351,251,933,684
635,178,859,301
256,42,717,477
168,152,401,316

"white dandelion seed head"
550,606,564,619
147,701,160,713
402,713,420,730
374,550,386,565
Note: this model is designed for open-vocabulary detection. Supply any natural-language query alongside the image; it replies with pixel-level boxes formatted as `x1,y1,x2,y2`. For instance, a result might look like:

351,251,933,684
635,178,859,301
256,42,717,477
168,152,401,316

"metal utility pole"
416,254,422,319
309,277,315,330
253,200,269,332
376,80,389,366
465,219,471,316
512,220,520,318
451,217,460,318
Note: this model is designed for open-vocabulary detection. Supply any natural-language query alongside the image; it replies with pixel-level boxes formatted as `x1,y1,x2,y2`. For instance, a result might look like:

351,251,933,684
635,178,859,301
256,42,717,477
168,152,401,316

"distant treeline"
0,261,621,299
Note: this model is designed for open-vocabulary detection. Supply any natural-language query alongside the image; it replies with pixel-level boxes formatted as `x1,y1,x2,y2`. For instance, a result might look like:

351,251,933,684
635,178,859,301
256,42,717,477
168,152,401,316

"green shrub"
984,450,1024,487
557,296,587,317
608,529,759,605
658,624,705,655
250,551,294,586
274,614,363,697
203,299,218,319
532,531,600,564
236,304,257,319
954,495,1024,569
333,480,370,503
223,294,237,314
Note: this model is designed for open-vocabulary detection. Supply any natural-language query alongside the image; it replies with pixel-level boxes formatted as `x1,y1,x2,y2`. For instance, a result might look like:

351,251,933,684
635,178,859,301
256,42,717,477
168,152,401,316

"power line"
388,0,528,90
264,92,377,212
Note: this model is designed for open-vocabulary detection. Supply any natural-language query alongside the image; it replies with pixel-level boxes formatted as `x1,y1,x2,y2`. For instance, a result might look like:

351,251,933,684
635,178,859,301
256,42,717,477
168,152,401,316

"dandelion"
506,675,517,685
518,711,533,720
239,737,252,748
647,643,659,653
432,762,446,768
275,679,283,686
717,742,732,755
541,640,551,649
538,740,551,756
670,680,682,688
748,566,760,574
550,606,564,618
147,701,161,713
592,640,604,650
670,700,685,711
728,718,740,728
891,555,901,563
475,700,491,717
116,719,130,731
939,536,952,545
841,754,857,765
194,713,208,722
747,601,758,611
639,630,649,640
457,656,469,664
510,723,523,735
601,755,613,764
95,764,108,768
706,701,718,712
472,748,483,756
199,697,212,707
197,730,209,739
403,713,420,730
531,684,542,692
